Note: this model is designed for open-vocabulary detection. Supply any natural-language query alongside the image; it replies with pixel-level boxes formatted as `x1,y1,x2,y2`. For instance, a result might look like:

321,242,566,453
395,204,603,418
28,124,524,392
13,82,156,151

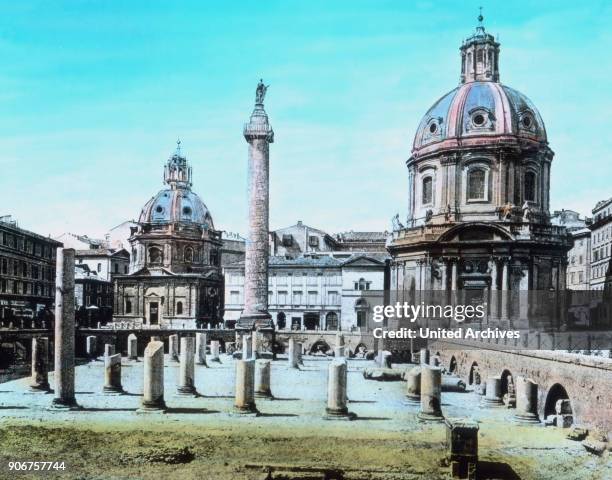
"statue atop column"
255,79,269,105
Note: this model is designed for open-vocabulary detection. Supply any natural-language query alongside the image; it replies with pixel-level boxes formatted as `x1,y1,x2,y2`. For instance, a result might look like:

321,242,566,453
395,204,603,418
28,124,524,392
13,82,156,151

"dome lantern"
163,139,193,190
460,9,500,83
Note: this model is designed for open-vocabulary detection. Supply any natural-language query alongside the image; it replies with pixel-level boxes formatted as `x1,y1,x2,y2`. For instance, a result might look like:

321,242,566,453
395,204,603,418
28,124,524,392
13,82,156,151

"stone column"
238,81,274,331
405,366,421,403
103,353,123,394
29,337,50,391
234,359,258,415
514,376,539,423
242,334,253,359
51,248,78,409
419,348,430,365
418,366,444,421
324,359,355,420
287,338,299,369
440,259,448,290
86,336,97,359
127,333,138,360
254,359,272,398
104,344,115,358
489,257,499,320
139,340,166,412
210,340,221,362
501,259,509,320
195,332,207,366
177,337,197,396
335,332,345,348
334,346,346,358
169,334,179,362
451,260,458,290
482,376,503,407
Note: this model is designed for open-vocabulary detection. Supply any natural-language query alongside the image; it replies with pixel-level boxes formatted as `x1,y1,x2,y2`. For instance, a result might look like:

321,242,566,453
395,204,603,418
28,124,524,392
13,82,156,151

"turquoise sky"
1,0,610,238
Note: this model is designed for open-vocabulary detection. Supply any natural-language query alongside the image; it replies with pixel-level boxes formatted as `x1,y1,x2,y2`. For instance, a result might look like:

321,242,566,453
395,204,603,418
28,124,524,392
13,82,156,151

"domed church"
112,142,224,328
387,15,571,309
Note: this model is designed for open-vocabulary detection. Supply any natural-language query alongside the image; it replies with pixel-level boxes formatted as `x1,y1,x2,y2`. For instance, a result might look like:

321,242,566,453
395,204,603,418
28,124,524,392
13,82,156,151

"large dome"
138,188,214,229
413,82,547,154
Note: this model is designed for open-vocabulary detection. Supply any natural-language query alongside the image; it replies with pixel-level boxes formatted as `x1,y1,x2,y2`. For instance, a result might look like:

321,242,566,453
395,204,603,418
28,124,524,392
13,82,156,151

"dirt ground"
0,355,610,479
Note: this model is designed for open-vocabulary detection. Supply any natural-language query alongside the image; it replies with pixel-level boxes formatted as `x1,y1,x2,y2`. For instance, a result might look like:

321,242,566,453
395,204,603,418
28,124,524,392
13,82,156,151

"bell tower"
460,9,500,83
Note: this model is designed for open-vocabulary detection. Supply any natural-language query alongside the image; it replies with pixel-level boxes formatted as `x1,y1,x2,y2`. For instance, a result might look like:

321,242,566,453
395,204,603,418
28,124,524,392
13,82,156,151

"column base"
417,411,445,422
324,407,356,421
103,385,125,395
176,386,198,397
232,403,260,416
28,382,50,393
481,397,504,407
255,389,273,399
137,400,167,413
514,412,541,424
236,313,273,331
48,398,80,411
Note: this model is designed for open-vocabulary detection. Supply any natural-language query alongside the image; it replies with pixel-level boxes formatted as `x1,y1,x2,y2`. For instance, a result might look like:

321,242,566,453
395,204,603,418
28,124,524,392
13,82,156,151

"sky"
1,0,610,239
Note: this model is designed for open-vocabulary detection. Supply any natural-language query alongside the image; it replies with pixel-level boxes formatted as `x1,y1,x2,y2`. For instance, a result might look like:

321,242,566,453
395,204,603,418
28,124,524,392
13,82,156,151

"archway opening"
449,356,457,374
354,342,368,358
468,361,480,385
544,383,572,421
310,340,331,356
303,313,319,330
501,369,515,407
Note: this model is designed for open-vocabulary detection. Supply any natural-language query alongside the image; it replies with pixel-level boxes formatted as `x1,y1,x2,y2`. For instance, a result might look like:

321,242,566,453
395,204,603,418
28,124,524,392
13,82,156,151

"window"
125,299,132,314
308,236,319,247
278,291,288,305
230,291,240,304
209,250,219,266
282,234,293,247
292,291,302,305
124,265,128,274
308,291,318,305
328,291,339,305
326,312,338,331
524,171,536,202
354,278,370,291
148,247,163,265
357,311,367,328
176,301,183,315
97,263,102,273
422,177,433,205
114,263,119,273
467,168,486,200
184,247,194,263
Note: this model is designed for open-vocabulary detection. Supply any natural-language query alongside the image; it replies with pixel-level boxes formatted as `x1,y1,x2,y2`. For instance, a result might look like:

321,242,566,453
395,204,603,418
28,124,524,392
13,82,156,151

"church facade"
387,17,572,315
112,143,224,329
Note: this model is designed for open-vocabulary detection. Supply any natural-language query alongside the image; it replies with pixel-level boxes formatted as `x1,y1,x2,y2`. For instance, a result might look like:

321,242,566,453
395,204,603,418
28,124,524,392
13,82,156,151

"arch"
325,312,338,331
449,355,457,374
354,342,368,358
176,301,183,315
468,361,480,385
276,312,286,330
544,383,572,420
309,340,331,356
437,222,513,243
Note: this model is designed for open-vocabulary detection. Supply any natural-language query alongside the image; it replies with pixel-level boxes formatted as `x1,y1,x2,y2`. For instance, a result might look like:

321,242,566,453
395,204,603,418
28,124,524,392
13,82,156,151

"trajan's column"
238,80,274,339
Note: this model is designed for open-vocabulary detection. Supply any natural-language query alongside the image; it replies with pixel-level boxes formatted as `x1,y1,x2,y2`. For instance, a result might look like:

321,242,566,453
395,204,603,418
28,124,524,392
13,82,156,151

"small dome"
413,82,547,153
139,189,214,229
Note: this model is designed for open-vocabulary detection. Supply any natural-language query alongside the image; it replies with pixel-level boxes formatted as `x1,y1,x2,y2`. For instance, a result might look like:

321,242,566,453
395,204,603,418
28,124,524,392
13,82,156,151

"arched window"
325,312,338,331
467,168,486,200
422,176,433,205
524,171,536,202
184,247,194,263
354,278,369,291
148,247,163,265
176,301,183,315
125,299,132,314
